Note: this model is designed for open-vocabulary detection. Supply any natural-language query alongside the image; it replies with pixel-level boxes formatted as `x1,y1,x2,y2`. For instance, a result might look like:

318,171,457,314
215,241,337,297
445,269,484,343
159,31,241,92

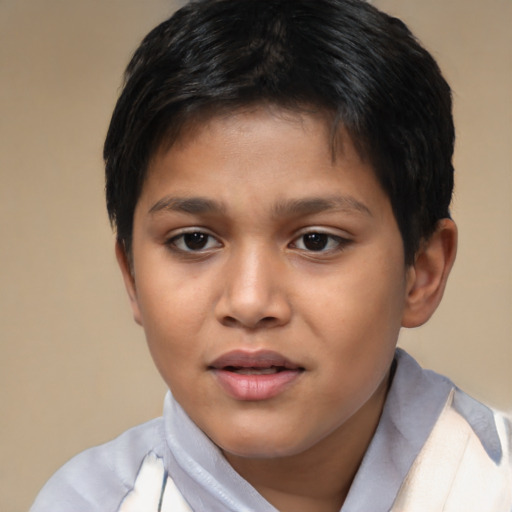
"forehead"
156,102,366,162
150,105,370,180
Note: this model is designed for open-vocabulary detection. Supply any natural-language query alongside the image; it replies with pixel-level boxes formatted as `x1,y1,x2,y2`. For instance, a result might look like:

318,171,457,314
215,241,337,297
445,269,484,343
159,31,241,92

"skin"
117,107,457,512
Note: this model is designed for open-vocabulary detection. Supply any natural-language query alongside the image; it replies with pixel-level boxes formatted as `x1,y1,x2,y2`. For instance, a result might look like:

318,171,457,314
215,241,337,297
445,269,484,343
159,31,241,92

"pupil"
303,233,328,251
184,232,208,250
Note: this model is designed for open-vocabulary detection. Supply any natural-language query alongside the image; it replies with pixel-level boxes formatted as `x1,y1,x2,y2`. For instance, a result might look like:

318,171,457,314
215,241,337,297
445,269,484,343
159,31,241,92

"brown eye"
291,231,350,254
183,232,209,250
302,233,329,251
167,231,222,252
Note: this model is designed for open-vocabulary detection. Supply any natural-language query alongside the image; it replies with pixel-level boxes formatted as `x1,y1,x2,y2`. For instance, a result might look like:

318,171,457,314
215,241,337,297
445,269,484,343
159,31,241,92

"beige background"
1,1,510,510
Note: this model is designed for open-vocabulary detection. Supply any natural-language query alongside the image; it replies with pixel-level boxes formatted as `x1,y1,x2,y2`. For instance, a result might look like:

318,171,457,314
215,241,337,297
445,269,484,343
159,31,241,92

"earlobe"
402,219,458,328
115,241,143,326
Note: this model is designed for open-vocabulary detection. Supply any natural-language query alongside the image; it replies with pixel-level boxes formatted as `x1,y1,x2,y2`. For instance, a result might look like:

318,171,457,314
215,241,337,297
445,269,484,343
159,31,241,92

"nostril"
221,316,239,328
220,315,279,329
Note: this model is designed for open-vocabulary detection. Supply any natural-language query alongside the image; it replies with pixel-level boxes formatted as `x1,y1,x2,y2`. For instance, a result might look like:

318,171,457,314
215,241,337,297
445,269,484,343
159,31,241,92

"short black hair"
104,0,454,264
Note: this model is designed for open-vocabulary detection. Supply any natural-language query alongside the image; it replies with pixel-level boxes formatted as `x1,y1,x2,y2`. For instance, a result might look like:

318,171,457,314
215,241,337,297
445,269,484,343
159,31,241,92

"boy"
31,0,512,510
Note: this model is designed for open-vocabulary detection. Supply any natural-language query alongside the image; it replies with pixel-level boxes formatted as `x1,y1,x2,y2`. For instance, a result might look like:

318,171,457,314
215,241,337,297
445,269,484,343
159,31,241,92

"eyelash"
165,229,351,255
165,230,222,253
288,230,351,254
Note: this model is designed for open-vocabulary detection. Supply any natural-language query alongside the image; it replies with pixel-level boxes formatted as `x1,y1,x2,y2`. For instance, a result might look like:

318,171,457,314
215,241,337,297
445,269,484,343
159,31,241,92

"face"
122,108,415,460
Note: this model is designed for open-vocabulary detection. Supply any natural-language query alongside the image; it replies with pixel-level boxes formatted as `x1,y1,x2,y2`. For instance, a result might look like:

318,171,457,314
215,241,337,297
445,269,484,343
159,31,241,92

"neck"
223,374,390,512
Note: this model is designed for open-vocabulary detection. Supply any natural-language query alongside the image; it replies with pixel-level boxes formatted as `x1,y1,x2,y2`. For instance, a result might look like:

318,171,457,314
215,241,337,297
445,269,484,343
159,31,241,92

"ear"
115,241,143,326
402,219,457,328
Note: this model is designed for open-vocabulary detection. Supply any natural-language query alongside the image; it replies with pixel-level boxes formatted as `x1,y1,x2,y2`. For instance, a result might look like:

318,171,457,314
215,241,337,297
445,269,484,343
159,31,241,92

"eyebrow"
271,196,372,218
148,194,372,218
148,196,226,215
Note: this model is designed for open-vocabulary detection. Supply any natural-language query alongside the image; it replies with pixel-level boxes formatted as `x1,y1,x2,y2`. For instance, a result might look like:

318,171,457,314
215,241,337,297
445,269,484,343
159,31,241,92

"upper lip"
209,350,303,370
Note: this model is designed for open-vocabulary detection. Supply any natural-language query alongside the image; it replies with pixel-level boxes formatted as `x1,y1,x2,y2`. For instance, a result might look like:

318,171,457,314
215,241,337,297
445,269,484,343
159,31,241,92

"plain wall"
1,1,510,510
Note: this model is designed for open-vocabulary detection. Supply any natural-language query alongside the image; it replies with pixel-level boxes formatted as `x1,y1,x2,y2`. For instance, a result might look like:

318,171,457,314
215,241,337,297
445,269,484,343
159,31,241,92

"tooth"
259,368,279,375
234,367,279,375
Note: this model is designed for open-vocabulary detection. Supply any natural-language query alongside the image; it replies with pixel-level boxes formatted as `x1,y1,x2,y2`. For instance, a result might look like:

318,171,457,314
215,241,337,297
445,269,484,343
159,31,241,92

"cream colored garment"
118,453,193,512
391,390,512,512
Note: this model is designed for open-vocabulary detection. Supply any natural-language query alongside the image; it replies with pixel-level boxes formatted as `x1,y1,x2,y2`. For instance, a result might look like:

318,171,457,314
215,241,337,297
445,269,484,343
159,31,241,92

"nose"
215,244,292,330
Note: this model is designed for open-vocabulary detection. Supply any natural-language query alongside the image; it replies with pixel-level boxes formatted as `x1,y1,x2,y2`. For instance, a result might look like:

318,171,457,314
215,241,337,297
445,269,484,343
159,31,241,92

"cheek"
301,254,407,383
134,270,213,369
136,256,211,325
306,263,405,337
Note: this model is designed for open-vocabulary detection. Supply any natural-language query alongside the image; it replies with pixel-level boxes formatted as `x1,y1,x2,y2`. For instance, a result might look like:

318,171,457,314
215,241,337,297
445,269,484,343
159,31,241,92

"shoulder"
396,349,512,472
390,355,512,511
30,417,165,512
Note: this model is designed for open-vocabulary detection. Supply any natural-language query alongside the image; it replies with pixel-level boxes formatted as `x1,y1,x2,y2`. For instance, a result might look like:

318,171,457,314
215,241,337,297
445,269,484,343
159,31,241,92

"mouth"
209,350,304,401
223,366,289,375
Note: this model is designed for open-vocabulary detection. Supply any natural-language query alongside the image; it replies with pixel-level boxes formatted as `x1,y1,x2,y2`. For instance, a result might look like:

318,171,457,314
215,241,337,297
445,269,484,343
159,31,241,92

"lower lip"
211,369,302,401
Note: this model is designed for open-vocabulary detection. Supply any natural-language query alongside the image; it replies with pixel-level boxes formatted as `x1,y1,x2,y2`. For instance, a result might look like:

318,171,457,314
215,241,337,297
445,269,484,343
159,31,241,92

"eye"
291,231,349,253
167,231,222,252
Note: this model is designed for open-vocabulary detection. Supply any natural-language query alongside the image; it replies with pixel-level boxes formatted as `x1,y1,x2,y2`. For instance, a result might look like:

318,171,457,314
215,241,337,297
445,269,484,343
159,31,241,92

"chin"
216,429,317,460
